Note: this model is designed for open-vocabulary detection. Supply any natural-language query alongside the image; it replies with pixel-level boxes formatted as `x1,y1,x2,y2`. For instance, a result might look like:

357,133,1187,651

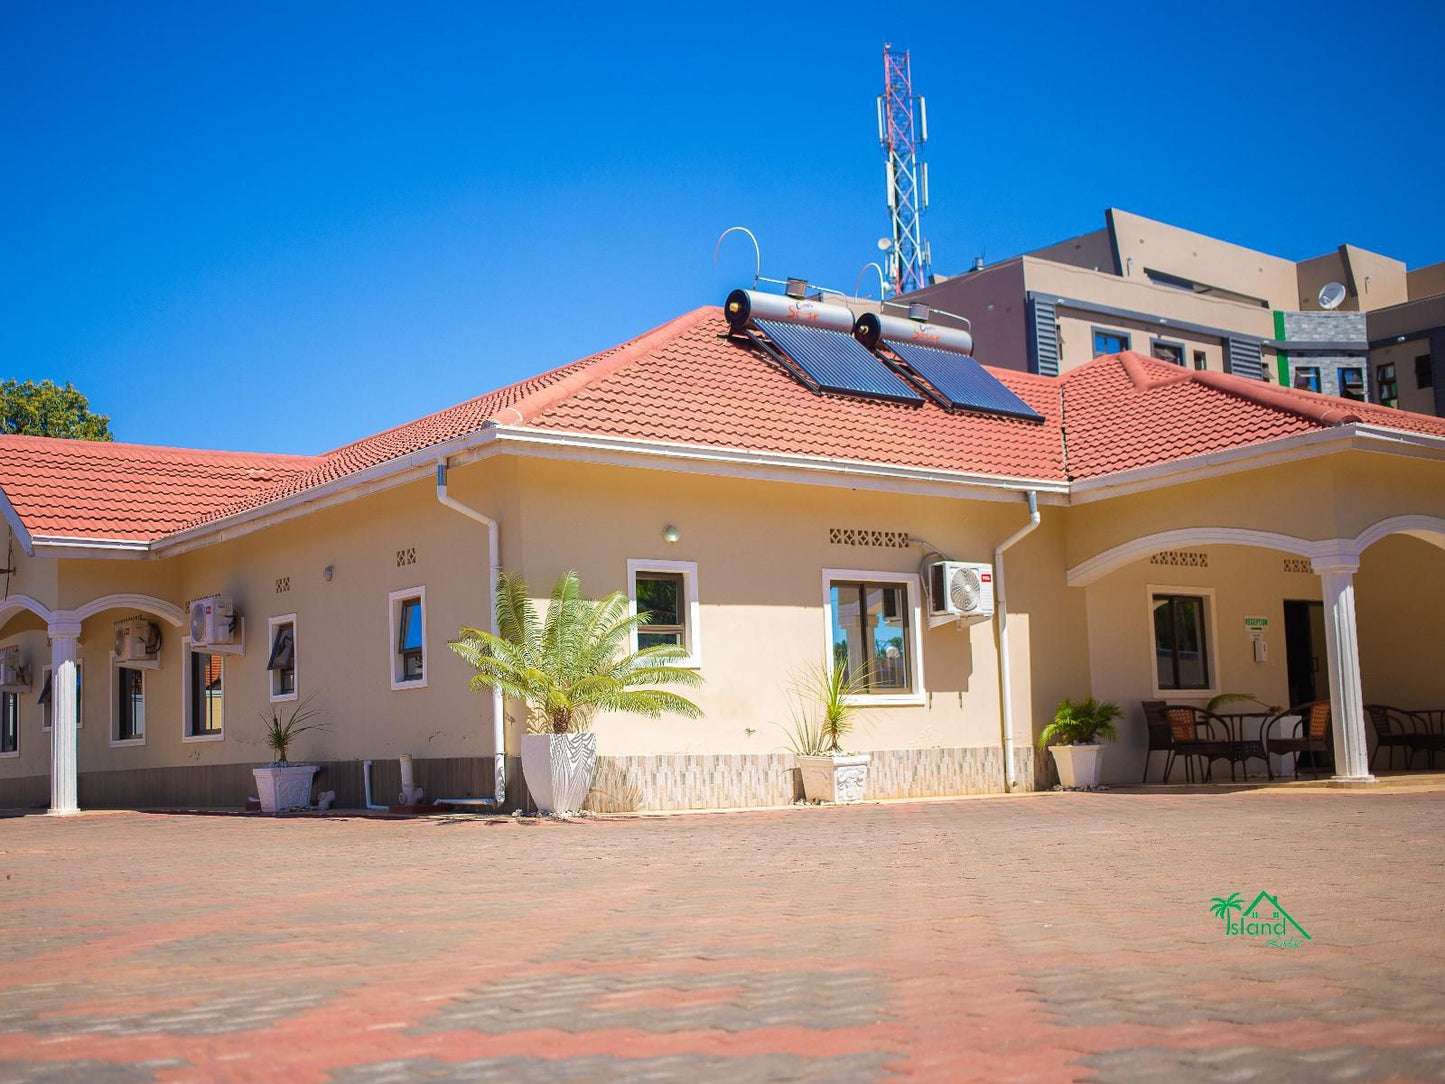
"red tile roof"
0,436,318,542
2,314,1443,546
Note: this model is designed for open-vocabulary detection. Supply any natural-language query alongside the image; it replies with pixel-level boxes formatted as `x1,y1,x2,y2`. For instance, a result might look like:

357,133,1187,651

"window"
627,560,701,667
389,588,427,689
39,663,82,732
267,615,297,701
1092,328,1130,357
115,667,145,743
186,647,224,738
1150,339,1184,367
1152,592,1212,692
1417,354,1434,390
0,692,16,756
823,570,923,703
1377,363,1399,408
1338,367,1366,402
1293,367,1321,393
1192,350,1208,371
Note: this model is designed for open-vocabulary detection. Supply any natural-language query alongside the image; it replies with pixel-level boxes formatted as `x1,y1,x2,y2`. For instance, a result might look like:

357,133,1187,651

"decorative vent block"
1283,558,1313,574
829,528,910,549
396,548,416,567
1150,550,1208,568
275,577,290,594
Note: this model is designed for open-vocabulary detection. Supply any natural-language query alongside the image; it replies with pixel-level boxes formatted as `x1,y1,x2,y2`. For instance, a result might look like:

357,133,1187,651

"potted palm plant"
450,570,704,815
253,696,326,813
1038,697,1121,789
783,661,870,803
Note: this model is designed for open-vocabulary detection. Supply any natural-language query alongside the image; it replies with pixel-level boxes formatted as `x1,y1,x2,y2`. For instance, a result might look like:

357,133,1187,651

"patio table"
1216,711,1294,779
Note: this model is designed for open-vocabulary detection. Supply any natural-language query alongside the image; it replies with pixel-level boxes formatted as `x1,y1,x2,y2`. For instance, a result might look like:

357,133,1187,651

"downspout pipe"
436,460,505,809
995,490,1040,792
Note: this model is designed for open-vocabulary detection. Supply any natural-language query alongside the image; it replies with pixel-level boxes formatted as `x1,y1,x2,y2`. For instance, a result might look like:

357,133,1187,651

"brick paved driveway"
2,787,1444,1082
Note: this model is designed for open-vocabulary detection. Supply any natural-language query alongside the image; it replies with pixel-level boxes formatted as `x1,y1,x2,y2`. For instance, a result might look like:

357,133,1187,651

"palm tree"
449,570,703,734
1209,892,1244,924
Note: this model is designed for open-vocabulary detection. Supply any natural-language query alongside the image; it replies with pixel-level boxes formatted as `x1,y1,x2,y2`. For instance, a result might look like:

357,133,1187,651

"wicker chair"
1141,700,1177,782
1162,706,1240,783
1263,702,1334,779
1366,705,1431,771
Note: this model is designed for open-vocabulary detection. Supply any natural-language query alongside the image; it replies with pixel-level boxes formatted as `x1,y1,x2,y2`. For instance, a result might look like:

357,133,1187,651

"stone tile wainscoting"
583,747,1043,813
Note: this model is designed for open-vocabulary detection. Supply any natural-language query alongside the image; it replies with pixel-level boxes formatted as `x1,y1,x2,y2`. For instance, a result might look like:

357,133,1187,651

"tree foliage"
450,570,704,734
0,380,113,441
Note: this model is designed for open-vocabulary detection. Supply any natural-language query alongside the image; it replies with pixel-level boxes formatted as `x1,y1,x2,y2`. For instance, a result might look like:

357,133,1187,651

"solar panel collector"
885,340,1044,422
755,319,924,404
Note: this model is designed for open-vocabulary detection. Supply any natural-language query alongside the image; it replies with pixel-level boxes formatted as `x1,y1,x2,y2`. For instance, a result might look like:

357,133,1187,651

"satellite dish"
877,237,893,252
1318,281,1347,310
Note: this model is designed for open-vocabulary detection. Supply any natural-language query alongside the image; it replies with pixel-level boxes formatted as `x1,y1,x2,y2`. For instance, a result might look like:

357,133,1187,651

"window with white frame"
39,663,83,732
0,692,17,756
1151,589,1215,693
389,588,427,689
114,663,145,744
185,644,224,738
627,560,701,667
822,570,924,703
267,615,297,701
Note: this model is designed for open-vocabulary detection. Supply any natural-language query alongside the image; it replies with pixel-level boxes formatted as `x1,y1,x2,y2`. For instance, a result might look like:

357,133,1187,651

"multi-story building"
897,209,1445,413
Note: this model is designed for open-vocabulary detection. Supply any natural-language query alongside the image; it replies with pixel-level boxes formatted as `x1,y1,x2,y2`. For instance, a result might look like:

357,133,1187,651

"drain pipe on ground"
995,490,1040,792
436,459,506,809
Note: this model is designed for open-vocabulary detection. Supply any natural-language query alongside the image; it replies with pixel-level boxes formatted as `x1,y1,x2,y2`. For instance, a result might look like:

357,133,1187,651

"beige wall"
1407,262,1445,301
509,457,1089,761
1341,245,1409,312
1357,535,1445,708
1052,309,1224,374
1066,454,1445,573
1369,339,1436,415
1027,229,1114,272
1106,209,1298,310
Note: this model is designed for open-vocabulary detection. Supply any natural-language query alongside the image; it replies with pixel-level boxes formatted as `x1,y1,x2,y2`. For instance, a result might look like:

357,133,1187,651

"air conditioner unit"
0,646,30,690
189,596,236,647
928,561,995,624
114,618,162,662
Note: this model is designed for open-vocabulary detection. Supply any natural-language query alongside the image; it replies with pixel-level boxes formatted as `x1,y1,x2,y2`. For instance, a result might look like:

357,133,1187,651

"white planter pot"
1049,744,1105,789
521,732,598,814
252,765,319,812
797,754,871,804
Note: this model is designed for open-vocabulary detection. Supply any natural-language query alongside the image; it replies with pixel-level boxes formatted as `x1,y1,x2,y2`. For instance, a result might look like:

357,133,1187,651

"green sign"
1209,890,1310,949
1243,616,1269,631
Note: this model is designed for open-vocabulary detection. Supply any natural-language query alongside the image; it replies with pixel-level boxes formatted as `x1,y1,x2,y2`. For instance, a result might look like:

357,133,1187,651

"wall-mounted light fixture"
662,525,681,544
323,565,335,582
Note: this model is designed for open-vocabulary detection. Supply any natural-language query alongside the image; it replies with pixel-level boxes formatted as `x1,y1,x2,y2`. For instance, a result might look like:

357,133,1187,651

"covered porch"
1068,513,1445,787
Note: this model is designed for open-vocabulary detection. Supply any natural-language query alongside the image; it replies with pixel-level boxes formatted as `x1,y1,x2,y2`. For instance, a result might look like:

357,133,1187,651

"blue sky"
3,1,1440,453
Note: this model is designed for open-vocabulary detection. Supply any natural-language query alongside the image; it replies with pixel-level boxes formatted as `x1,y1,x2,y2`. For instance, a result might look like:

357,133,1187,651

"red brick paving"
1,789,1443,1082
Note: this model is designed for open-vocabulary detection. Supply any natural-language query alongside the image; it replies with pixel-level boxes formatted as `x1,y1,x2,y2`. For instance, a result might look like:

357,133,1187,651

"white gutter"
435,458,505,809
994,490,1040,792
361,760,388,811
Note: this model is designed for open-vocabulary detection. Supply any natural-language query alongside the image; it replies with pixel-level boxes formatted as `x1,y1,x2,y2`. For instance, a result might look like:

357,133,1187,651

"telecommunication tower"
877,45,932,296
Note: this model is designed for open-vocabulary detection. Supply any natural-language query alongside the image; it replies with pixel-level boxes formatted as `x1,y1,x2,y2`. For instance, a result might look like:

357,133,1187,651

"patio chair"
1263,702,1334,779
1141,700,1177,783
1161,706,1240,783
1365,705,1431,771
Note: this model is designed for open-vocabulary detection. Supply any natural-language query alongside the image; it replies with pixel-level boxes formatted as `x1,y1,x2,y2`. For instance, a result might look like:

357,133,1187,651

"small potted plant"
1038,697,1121,789
253,696,326,813
450,570,703,815
784,661,870,804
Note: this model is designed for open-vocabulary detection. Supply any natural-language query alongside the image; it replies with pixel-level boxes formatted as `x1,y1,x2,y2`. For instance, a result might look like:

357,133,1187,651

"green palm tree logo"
1209,892,1244,925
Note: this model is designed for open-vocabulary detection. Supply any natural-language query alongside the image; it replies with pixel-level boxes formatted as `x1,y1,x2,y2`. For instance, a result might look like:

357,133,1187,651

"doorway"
1284,600,1326,708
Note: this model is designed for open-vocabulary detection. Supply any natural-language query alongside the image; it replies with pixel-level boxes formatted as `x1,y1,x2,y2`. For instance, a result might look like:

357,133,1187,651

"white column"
1311,555,1375,784
47,619,82,815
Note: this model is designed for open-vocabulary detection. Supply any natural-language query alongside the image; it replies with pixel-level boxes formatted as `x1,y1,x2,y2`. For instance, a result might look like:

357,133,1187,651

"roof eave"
1069,423,1445,504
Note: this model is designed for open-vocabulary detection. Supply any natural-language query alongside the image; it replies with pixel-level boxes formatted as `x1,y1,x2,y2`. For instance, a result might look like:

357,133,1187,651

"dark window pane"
1339,368,1365,402
1093,330,1129,357
1417,355,1433,390
1152,342,1183,366
1153,598,1175,689
638,630,682,649
1154,594,1210,690
1,693,16,753
190,651,223,734
636,575,681,628
1294,368,1321,393
398,599,423,652
118,668,144,740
